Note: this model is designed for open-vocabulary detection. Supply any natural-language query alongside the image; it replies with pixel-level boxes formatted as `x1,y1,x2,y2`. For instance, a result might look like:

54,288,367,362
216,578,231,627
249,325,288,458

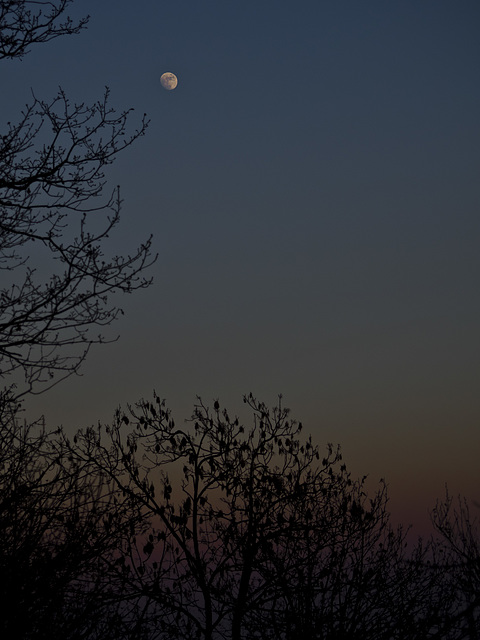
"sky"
3,0,480,535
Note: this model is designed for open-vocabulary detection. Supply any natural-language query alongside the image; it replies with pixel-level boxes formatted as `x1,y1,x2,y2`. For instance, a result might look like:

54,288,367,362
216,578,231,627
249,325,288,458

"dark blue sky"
8,0,480,533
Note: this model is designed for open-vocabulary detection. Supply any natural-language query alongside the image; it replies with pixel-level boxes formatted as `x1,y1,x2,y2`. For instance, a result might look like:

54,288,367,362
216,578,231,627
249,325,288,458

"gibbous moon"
160,72,178,91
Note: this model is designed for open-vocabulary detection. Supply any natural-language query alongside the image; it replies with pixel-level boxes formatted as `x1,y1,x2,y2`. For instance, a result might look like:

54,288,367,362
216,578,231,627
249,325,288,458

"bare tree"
68,394,341,639
0,0,88,60
0,3,156,634
0,0,154,397
247,479,459,640
68,393,462,640
431,492,480,639
0,390,155,639
69,393,477,640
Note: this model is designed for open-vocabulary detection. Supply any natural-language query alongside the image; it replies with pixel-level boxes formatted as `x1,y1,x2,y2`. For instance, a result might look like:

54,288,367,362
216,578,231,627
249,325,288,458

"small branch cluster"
0,0,88,60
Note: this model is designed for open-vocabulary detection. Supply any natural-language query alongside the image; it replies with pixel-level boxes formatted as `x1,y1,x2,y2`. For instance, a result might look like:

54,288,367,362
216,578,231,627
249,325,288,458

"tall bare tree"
70,393,460,640
68,394,342,639
0,0,154,398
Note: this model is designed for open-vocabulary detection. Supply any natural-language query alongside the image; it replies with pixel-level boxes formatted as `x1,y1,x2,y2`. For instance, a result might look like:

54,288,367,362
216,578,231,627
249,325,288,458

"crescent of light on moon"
160,72,178,90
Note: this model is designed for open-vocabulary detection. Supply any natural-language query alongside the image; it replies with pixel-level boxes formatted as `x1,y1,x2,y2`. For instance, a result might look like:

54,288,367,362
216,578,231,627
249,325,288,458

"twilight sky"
5,0,480,534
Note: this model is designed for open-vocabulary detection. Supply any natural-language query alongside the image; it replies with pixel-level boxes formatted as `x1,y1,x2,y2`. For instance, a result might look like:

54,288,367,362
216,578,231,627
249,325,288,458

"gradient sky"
5,0,480,535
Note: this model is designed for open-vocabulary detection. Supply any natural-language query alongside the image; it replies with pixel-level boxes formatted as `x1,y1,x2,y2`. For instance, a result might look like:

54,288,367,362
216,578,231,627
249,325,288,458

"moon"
160,72,178,91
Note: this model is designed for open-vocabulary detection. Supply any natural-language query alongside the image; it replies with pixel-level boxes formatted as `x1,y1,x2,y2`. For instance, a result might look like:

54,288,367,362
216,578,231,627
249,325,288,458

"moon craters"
160,72,178,90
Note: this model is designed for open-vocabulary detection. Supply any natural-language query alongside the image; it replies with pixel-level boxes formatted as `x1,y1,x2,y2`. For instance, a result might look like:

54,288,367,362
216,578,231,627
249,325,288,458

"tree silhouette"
68,393,467,640
0,1,88,60
246,489,460,640
0,388,478,639
68,394,343,638
0,0,154,398
0,3,156,635
432,493,480,639
0,390,155,639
